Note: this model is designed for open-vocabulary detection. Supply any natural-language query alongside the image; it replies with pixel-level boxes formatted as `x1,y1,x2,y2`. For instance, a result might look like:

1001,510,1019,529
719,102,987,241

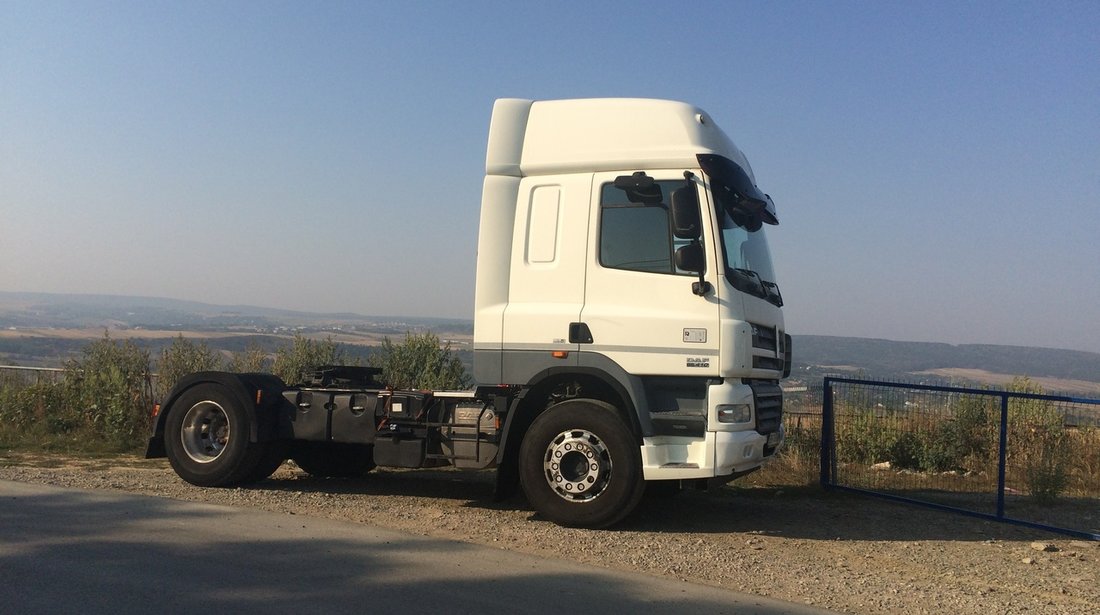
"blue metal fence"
821,376,1100,540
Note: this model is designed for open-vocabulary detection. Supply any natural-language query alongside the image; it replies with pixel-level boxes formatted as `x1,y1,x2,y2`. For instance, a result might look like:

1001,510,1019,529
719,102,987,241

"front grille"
750,323,778,351
748,380,783,436
751,323,786,374
753,356,784,371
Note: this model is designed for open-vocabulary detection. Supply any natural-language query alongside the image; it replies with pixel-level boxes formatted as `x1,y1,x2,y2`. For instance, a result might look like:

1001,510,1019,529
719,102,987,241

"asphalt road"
0,480,836,615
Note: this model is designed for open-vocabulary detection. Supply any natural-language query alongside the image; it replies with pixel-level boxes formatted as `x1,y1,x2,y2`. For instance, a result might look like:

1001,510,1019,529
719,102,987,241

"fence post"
821,377,834,488
996,392,1010,519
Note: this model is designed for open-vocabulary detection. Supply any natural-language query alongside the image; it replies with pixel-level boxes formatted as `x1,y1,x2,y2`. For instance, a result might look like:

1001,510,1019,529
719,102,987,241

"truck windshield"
718,208,783,306
698,153,783,307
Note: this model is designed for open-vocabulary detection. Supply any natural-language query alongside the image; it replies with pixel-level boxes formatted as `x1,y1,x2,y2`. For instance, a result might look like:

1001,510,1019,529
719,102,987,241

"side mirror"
676,243,712,296
674,243,705,273
670,185,701,239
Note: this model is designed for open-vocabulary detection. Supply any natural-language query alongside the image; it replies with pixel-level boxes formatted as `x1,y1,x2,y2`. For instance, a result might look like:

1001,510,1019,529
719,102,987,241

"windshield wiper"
730,268,765,295
730,268,784,307
761,280,784,307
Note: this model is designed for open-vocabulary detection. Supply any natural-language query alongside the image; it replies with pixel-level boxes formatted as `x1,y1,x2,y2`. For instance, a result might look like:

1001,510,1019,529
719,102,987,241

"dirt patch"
1,451,1096,614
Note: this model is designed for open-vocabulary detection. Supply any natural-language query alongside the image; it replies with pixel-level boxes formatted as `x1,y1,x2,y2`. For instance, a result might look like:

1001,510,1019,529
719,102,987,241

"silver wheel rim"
542,428,612,503
180,401,230,464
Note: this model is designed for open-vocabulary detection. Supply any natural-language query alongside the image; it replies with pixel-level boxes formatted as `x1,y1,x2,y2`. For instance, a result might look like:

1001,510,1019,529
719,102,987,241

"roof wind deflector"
697,154,778,225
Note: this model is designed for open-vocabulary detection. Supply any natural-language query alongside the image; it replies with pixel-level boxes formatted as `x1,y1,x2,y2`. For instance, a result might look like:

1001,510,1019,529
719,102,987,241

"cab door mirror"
670,185,701,239
674,243,705,273
676,243,712,296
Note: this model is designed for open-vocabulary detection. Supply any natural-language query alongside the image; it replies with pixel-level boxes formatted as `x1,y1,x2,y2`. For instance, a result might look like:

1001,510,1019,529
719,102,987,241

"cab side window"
598,181,695,275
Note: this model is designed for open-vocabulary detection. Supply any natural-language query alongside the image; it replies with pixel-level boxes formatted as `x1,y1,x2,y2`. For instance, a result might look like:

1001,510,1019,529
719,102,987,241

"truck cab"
474,99,788,495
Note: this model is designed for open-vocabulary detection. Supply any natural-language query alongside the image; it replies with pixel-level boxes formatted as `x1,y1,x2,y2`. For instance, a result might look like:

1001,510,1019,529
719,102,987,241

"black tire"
291,442,375,478
164,383,270,487
238,441,288,484
518,399,645,528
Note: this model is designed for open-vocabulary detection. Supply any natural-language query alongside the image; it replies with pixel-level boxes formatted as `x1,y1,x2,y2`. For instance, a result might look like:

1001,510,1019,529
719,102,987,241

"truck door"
579,172,721,377
500,174,592,382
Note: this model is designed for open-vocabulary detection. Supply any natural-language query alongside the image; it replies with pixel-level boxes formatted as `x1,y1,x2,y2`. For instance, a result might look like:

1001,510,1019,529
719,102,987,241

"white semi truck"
146,98,791,528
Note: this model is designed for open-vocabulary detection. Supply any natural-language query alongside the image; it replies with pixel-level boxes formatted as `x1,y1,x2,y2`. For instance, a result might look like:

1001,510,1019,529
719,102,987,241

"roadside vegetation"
3,336,1096,505
0,331,467,455
762,378,1100,503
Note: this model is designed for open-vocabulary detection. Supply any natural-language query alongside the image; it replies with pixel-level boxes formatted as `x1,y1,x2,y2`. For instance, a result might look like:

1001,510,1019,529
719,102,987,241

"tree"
228,342,270,373
272,334,348,384
369,331,470,390
157,334,223,398
1006,377,1070,501
64,331,153,448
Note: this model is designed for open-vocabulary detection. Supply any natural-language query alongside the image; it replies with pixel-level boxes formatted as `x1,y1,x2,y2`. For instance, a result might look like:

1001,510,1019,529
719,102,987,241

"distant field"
914,367,1100,396
0,328,256,341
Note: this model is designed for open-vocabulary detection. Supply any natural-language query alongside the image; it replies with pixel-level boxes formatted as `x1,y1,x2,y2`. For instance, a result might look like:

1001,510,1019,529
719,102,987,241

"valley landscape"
2,291,1099,396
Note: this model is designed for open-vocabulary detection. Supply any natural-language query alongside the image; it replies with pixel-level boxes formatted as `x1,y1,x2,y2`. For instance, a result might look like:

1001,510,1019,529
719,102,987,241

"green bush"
0,333,153,453
368,331,470,390
0,330,473,454
838,399,994,474
0,381,65,433
227,342,270,373
62,333,154,449
272,334,349,384
832,378,1074,500
952,393,997,462
1004,378,1070,501
914,421,966,472
836,410,905,466
156,334,224,398
885,430,924,470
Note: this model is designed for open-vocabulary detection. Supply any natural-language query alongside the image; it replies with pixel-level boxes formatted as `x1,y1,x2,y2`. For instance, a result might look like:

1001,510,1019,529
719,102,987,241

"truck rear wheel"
518,400,645,528
239,442,287,484
291,442,375,478
164,383,274,487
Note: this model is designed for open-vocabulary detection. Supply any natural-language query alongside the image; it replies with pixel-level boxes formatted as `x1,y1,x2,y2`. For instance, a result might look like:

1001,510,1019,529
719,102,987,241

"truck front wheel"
164,383,273,487
518,400,645,528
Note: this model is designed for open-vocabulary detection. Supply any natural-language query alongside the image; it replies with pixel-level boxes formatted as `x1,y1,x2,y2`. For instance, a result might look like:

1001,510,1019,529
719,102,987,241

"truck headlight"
716,404,752,424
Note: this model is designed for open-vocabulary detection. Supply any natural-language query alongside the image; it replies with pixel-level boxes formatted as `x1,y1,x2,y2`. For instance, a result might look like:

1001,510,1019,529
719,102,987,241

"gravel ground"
1,452,1097,614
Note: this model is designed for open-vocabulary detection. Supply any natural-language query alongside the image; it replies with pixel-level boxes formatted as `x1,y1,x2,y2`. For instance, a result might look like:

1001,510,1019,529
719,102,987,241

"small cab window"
599,179,697,275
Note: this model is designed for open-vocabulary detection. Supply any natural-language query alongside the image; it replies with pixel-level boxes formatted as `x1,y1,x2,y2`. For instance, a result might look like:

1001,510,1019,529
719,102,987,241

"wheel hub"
180,401,230,464
542,428,612,502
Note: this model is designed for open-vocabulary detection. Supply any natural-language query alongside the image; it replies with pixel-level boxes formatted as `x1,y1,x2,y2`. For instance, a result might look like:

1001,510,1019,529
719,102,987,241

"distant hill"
2,291,1098,391
0,291,473,332
792,335,1100,387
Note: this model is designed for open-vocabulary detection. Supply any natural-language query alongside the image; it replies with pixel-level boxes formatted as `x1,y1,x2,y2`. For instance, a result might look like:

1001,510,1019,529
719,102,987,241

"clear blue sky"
2,1,1098,353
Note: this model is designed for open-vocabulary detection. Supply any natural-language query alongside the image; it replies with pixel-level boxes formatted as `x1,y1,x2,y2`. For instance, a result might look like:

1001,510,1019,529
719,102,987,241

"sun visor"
698,153,778,225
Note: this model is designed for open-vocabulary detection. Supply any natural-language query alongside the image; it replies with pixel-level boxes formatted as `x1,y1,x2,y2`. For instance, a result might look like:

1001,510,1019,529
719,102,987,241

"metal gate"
821,376,1100,540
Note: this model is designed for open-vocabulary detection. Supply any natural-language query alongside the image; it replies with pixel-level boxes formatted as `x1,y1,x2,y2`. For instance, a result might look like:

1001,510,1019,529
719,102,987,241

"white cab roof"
486,98,753,180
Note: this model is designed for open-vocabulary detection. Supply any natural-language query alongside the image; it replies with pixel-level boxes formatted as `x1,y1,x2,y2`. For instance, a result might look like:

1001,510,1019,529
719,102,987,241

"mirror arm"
679,172,709,296
692,279,712,296
682,172,710,296
690,238,711,296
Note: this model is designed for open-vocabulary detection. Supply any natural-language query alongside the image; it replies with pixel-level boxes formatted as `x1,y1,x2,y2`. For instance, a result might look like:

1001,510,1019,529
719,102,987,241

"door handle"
568,322,593,344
